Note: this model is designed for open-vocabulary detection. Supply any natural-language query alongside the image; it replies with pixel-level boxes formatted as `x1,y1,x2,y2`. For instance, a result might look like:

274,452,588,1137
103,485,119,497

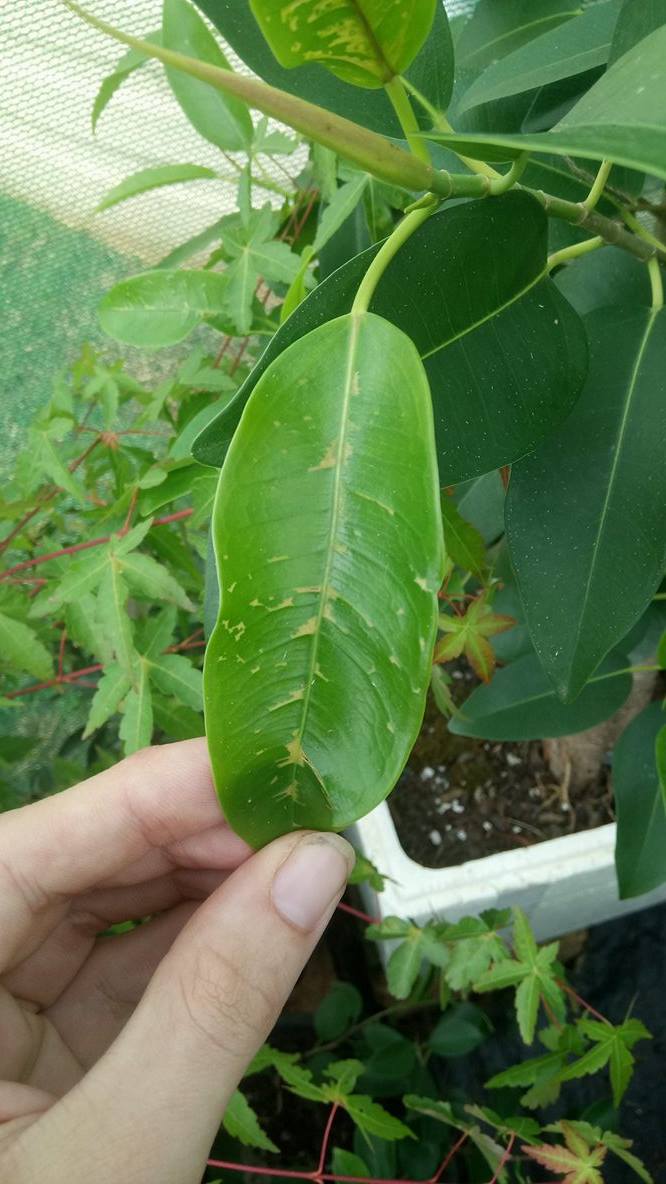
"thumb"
21,829,353,1184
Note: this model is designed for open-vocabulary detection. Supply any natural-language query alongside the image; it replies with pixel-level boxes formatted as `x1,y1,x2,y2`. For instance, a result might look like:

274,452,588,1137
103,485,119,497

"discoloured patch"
278,734,306,768
315,663,329,681
292,616,318,638
387,721,395,734
276,780,300,803
269,687,305,712
227,580,237,593
414,576,430,591
268,554,289,564
269,597,295,612
351,370,360,396
389,654,401,667
309,439,338,471
354,489,394,516
296,584,322,595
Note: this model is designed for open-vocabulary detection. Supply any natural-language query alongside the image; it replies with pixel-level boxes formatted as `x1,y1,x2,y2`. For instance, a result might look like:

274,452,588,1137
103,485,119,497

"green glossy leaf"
506,307,666,700
249,0,436,88
657,724,666,804
96,163,216,212
223,1089,278,1153
194,193,588,485
83,663,131,737
426,25,666,180
554,245,651,315
449,653,631,741
91,31,161,131
162,0,252,150
609,0,666,62
0,612,53,681
614,702,666,899
203,312,443,847
458,1,622,114
119,662,153,755
440,495,486,576
148,653,203,710
197,0,453,132
455,0,581,74
99,269,229,348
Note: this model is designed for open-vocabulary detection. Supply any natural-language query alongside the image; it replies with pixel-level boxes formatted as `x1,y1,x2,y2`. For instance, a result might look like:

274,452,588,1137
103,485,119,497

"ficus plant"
58,0,666,895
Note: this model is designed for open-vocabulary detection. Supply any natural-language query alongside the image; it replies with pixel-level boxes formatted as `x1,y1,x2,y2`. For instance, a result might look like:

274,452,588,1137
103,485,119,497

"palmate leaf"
119,661,153,755
457,0,622,114
91,30,161,130
523,1127,606,1184
162,0,252,150
426,25,666,180
99,270,229,348
506,307,666,700
194,193,587,485
203,312,443,847
249,0,437,88
0,611,53,681
83,663,131,738
223,1089,278,1153
198,0,453,133
96,163,216,212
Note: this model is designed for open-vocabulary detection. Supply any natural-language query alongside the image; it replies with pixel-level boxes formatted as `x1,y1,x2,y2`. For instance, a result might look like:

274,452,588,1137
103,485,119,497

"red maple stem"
558,980,610,1025
488,1132,515,1184
6,663,104,699
336,900,380,926
431,1130,469,1182
315,1104,339,1177
0,508,193,581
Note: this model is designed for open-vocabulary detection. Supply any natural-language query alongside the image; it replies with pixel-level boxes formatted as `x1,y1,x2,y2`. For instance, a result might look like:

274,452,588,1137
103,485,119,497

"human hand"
0,738,353,1183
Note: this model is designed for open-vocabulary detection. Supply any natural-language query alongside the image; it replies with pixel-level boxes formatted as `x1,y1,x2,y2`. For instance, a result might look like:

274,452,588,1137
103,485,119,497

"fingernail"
271,833,354,932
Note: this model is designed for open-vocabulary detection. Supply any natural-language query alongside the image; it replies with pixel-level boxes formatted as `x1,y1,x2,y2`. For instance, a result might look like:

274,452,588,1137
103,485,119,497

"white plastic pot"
349,802,666,941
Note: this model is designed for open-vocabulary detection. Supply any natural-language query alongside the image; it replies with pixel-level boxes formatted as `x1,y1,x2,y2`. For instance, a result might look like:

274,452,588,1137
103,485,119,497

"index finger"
0,739,242,953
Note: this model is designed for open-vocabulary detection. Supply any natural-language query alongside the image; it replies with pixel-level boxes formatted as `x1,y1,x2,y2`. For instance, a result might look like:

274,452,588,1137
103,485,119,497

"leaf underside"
204,312,443,847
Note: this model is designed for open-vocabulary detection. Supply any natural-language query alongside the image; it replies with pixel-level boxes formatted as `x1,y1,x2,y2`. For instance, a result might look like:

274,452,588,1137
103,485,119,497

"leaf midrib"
566,309,659,686
290,314,362,784
420,264,547,361
461,9,582,69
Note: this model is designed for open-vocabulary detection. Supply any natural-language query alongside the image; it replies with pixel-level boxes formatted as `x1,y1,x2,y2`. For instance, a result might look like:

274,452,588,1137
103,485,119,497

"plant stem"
384,76,431,164
547,234,605,272
582,158,613,212
648,257,664,310
400,78,501,181
312,998,439,1055
488,151,529,196
351,200,441,314
63,3,666,266
619,206,666,254
63,1,454,198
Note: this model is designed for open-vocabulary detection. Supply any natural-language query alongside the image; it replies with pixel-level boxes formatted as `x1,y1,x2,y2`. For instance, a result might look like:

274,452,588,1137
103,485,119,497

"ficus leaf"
194,193,588,485
506,306,666,700
449,653,632,741
426,25,666,180
614,702,666,899
457,0,622,114
455,0,581,75
249,0,437,89
204,312,443,847
197,0,453,134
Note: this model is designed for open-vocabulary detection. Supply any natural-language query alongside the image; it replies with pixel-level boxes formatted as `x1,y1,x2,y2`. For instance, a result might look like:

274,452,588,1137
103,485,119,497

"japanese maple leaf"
523,1123,607,1184
435,594,515,680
